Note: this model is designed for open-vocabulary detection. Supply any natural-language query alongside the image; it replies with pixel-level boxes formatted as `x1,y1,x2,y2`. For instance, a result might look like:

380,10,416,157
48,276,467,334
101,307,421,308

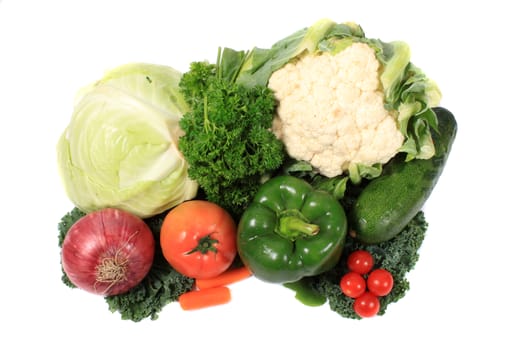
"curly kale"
178,54,285,218
57,208,194,322
104,264,193,321
312,211,428,318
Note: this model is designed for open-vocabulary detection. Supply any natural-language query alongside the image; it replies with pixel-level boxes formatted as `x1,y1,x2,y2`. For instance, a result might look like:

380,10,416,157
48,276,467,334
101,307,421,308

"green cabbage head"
57,63,198,218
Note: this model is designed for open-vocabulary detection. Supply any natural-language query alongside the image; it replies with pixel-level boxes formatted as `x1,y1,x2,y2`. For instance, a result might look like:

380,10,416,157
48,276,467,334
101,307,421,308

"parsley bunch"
178,53,285,217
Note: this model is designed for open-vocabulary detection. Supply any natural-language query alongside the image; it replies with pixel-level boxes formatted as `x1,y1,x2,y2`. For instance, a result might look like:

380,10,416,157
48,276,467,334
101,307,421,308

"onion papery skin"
61,208,155,296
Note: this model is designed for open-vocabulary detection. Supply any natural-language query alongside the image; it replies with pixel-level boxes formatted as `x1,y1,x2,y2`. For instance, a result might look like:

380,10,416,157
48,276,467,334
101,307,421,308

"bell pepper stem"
277,213,320,240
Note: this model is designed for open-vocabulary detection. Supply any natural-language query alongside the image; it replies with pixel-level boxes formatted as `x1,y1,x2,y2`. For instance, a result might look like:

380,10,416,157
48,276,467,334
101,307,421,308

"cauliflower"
269,43,404,178
235,19,441,182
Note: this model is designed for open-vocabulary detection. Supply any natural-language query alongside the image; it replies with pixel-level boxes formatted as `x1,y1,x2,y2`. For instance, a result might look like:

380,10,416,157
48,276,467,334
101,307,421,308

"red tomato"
347,250,374,275
367,268,394,296
353,292,380,318
160,200,237,279
340,272,366,298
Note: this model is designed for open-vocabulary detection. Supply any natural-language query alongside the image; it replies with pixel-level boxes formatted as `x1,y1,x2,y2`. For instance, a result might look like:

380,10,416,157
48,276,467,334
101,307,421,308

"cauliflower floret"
269,42,404,178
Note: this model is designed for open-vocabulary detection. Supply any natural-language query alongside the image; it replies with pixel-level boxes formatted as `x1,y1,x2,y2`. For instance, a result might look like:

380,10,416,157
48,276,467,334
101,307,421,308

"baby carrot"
178,286,231,311
195,266,252,290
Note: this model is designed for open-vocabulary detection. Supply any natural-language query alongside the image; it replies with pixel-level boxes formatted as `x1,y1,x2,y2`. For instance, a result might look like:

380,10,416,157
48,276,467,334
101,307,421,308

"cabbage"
57,63,198,218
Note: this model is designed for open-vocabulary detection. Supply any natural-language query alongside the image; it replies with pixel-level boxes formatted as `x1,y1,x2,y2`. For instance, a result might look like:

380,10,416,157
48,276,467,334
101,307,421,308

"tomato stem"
187,234,219,255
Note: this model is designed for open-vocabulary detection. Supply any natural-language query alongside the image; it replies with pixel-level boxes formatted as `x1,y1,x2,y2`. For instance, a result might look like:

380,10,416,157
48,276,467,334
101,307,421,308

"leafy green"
236,19,337,88
279,158,354,201
57,208,194,322
178,50,285,217
312,211,428,318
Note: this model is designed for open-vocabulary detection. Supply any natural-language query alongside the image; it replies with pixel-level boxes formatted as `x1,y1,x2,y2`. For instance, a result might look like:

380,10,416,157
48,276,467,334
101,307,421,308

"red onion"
61,208,155,296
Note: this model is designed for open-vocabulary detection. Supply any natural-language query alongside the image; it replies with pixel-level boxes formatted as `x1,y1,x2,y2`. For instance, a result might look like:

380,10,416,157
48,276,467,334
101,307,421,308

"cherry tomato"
353,292,380,318
160,200,237,279
347,250,374,275
367,268,394,296
340,272,366,298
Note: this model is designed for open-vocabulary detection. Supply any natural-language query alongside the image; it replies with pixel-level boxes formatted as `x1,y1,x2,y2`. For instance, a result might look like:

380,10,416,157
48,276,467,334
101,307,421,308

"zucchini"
349,107,457,244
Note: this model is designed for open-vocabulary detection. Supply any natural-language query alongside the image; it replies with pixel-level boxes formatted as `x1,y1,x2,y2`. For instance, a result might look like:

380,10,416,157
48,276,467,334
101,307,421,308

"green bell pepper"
237,175,348,283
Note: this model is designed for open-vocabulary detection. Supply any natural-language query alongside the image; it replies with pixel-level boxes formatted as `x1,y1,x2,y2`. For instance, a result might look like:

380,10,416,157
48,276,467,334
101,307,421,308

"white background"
1,0,523,348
